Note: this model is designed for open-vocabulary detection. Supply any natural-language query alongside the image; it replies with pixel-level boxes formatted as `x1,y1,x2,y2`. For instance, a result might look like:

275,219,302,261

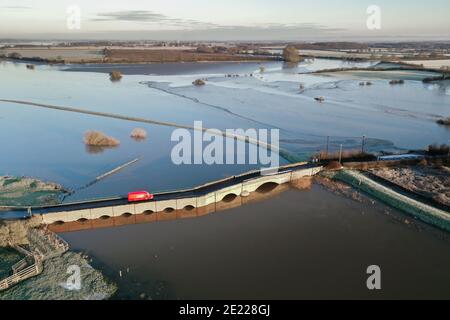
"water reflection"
49,180,300,233
85,145,119,154
282,62,300,70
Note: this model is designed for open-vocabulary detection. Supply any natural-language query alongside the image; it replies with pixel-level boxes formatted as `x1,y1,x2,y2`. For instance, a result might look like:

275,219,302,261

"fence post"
339,144,343,164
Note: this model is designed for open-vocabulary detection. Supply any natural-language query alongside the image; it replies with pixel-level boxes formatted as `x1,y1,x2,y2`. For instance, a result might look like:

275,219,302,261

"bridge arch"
184,205,195,211
163,207,175,213
77,218,89,223
99,215,111,220
121,212,133,218
142,210,154,215
221,193,238,203
255,182,279,193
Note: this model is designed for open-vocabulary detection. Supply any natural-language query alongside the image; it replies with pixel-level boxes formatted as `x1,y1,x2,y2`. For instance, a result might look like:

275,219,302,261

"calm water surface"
1,59,449,201
63,185,450,300
1,60,449,299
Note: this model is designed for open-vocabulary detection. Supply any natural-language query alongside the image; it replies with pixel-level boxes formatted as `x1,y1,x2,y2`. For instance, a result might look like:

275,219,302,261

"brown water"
62,185,450,300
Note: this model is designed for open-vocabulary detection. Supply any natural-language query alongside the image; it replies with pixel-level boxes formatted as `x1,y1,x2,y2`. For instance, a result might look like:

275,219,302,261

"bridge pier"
134,202,157,215
112,204,136,217
90,207,114,220
38,165,323,225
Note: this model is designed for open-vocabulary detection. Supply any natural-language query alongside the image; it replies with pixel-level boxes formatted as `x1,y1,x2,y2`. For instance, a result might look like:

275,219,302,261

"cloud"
1,9,346,41
90,10,344,39
92,10,168,22
153,24,345,41
91,10,217,29
2,6,32,10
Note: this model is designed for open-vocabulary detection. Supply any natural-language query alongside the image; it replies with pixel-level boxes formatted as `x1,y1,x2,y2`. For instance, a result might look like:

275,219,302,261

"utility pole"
339,144,343,164
325,136,330,159
362,135,366,154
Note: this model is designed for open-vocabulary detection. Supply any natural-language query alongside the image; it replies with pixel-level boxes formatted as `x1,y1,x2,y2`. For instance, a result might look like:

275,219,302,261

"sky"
1,0,449,41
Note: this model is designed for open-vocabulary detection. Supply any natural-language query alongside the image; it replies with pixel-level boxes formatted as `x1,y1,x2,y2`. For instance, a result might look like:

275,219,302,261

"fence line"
0,228,69,292
0,254,42,291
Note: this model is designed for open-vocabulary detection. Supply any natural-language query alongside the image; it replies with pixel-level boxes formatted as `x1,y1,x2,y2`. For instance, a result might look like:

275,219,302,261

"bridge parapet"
38,165,323,225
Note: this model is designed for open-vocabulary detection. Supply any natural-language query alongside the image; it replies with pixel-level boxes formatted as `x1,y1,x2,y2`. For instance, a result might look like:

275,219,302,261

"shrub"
418,159,428,167
192,79,205,86
282,45,301,63
84,131,120,147
389,79,404,85
130,128,147,140
427,144,450,156
316,149,375,162
3,177,21,187
314,97,325,102
437,117,450,126
196,45,214,53
109,71,123,81
325,161,343,170
8,52,22,59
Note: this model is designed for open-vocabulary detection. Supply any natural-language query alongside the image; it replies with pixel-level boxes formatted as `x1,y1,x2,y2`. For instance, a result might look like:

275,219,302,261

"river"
1,58,450,299
62,184,450,299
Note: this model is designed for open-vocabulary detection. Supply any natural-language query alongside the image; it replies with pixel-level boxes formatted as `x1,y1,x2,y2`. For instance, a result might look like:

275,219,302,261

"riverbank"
0,249,117,300
0,222,116,299
308,62,449,81
369,163,450,207
0,176,67,207
332,169,450,232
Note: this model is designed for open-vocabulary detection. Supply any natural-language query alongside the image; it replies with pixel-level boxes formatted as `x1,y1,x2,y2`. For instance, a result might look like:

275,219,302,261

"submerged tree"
109,71,123,82
282,45,301,63
130,128,147,140
84,130,120,147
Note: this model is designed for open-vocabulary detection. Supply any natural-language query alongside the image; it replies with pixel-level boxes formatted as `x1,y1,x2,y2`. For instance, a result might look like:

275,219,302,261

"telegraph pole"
362,135,366,154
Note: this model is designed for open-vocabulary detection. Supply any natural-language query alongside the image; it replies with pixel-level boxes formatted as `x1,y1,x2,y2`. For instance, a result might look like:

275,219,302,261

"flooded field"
1,57,450,300
0,59,449,202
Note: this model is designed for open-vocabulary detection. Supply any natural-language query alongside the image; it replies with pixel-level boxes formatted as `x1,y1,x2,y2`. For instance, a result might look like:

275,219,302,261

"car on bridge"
128,191,154,202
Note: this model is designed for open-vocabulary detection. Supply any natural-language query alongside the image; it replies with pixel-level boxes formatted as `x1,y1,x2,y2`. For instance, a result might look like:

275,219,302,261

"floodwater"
0,59,449,201
62,184,450,300
1,58,450,300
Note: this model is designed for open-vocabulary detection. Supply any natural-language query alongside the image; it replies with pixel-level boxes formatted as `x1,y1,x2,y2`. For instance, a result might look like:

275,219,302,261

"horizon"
1,0,450,41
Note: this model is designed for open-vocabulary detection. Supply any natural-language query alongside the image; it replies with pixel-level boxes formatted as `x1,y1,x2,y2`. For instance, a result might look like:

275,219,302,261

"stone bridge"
37,164,322,225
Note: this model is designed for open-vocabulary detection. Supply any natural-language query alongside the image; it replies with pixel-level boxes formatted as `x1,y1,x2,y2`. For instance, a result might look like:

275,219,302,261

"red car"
127,191,154,202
